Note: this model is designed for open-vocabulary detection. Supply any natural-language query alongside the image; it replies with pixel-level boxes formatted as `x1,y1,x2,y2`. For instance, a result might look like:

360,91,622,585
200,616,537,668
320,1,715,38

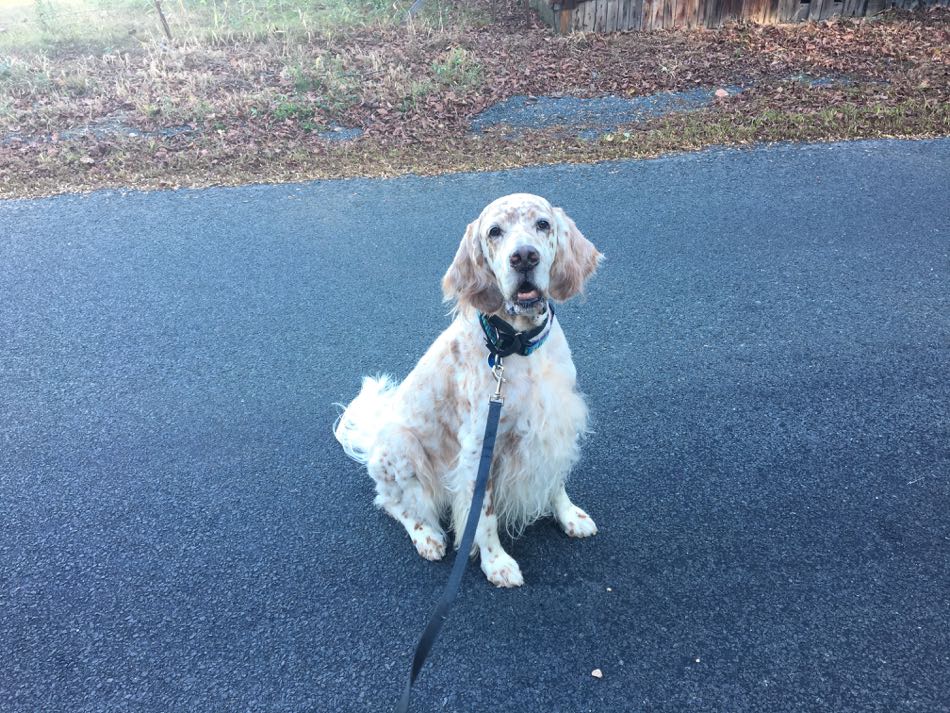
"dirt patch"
1,1,947,198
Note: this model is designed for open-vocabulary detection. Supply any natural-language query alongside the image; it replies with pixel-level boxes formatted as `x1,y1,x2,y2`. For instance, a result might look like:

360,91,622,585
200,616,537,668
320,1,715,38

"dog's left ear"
549,207,603,302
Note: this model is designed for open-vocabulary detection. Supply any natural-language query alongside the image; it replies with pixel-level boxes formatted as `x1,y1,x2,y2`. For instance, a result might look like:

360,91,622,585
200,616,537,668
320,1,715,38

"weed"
399,78,435,112
397,47,482,111
431,47,482,91
285,53,359,115
272,99,314,122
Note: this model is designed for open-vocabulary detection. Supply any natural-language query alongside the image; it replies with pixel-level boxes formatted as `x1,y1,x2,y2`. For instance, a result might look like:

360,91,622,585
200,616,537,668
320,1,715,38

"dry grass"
0,1,948,198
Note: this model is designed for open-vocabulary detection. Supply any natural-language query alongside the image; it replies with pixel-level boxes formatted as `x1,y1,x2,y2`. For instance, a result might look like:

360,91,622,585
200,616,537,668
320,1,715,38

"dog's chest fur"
459,318,589,530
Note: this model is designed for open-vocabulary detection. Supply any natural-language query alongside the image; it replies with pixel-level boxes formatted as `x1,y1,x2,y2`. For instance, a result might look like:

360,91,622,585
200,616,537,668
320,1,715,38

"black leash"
393,358,507,713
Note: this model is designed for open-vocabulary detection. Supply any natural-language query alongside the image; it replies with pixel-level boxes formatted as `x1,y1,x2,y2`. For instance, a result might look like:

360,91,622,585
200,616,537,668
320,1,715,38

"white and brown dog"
334,193,602,587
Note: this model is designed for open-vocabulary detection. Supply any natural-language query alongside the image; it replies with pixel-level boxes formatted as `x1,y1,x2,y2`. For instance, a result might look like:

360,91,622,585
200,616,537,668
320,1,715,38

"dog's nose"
509,245,540,272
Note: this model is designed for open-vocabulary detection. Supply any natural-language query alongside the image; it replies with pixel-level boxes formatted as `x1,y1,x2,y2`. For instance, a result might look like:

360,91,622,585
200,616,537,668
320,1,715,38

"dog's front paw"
559,506,598,538
481,552,524,588
412,526,447,561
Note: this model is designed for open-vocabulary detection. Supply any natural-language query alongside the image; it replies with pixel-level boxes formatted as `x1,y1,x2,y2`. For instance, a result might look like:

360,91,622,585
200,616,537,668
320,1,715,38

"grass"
432,47,482,90
6,95,946,199
0,0,490,52
0,1,947,198
285,52,360,116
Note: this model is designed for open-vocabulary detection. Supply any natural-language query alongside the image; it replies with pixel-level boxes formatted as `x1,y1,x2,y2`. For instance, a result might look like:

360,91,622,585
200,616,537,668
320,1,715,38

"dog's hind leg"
367,426,447,561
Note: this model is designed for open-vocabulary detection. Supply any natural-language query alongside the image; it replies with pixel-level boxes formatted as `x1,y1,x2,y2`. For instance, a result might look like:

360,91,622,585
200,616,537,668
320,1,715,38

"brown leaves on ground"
0,1,948,197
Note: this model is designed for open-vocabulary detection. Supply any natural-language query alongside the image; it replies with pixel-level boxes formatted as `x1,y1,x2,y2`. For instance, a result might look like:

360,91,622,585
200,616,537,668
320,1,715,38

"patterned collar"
478,303,555,364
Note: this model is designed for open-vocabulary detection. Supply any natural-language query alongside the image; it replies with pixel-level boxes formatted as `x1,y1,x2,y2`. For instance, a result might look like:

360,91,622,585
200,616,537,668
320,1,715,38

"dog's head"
442,193,602,317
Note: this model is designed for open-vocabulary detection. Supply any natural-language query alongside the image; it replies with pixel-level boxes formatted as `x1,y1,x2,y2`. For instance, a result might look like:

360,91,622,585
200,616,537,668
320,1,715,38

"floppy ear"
549,207,603,302
442,220,504,313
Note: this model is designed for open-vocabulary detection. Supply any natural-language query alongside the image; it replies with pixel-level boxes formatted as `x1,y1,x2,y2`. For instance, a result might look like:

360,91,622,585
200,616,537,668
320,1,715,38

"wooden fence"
530,0,948,31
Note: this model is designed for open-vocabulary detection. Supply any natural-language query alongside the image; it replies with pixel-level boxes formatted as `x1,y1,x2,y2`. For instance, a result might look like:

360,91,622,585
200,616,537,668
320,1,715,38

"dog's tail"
333,375,399,465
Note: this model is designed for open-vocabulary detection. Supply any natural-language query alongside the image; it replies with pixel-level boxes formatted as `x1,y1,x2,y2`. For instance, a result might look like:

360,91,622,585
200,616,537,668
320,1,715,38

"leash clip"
490,356,506,404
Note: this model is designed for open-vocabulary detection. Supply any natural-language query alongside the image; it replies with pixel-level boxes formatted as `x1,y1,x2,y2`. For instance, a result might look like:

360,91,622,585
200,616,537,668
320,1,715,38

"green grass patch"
398,47,482,111
0,0,488,55
431,47,482,90
285,53,360,115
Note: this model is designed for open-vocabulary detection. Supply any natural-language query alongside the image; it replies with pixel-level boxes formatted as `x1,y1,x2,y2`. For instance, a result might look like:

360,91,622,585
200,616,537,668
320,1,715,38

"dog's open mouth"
514,280,543,307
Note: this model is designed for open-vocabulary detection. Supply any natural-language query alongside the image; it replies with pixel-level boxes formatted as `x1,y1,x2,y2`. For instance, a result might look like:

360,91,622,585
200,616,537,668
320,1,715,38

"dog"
334,193,602,587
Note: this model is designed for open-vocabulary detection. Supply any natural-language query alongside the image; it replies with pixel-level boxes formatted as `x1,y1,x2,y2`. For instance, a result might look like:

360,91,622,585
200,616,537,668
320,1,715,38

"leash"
393,357,507,713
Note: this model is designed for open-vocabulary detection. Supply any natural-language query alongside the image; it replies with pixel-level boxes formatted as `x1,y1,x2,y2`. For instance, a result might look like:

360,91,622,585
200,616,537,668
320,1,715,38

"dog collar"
478,303,555,364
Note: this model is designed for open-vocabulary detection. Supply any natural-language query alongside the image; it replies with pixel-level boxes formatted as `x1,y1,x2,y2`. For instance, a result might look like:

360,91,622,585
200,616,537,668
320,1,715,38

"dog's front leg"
553,485,598,538
476,482,524,588
450,436,524,588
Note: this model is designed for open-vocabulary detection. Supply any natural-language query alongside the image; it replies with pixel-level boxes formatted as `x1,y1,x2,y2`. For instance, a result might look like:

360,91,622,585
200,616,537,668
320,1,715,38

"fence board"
823,0,843,16
643,0,653,28
710,0,724,25
664,0,676,26
850,0,871,16
535,0,945,30
682,0,695,26
584,0,596,29
632,0,645,28
674,0,688,24
607,0,620,32
777,0,800,19
723,0,744,22
682,0,694,26
620,0,632,28
697,0,708,24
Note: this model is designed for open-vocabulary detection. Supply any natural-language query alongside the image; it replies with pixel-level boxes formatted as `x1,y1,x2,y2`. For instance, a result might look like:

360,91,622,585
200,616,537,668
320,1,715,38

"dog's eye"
536,219,551,231
488,226,503,239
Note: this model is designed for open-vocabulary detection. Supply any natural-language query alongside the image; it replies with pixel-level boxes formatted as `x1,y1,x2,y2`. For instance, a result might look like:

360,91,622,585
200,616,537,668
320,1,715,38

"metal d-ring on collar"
478,302,555,364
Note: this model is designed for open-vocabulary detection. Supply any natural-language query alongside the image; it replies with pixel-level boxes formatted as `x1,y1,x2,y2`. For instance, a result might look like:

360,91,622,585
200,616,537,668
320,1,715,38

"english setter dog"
334,193,602,587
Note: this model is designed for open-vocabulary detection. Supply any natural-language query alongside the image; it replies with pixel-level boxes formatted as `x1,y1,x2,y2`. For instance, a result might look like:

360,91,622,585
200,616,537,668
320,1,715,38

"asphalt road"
1,139,948,713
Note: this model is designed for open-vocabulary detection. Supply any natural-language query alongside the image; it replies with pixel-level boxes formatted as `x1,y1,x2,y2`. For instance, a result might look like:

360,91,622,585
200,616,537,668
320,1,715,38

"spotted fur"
334,194,602,587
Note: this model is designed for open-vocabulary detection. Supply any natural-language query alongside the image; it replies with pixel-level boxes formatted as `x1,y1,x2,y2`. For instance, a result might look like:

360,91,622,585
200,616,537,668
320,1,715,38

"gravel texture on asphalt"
1,139,948,712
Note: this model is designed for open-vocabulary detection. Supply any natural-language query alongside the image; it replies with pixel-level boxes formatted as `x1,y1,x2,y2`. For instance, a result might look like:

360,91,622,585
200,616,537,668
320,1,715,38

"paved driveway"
1,139,948,712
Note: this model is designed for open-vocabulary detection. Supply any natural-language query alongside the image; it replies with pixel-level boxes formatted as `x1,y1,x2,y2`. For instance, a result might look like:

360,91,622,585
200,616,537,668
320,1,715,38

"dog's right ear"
442,220,504,314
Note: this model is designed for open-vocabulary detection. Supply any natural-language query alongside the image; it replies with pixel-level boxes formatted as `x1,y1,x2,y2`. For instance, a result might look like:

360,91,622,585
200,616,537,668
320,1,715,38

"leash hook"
490,356,506,404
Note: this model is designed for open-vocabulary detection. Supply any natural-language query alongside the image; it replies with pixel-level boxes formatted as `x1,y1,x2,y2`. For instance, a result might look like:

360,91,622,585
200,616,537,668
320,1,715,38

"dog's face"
442,194,602,317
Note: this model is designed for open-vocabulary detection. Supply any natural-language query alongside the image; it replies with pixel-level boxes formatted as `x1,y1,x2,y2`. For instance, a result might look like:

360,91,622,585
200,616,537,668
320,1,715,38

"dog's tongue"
517,287,541,301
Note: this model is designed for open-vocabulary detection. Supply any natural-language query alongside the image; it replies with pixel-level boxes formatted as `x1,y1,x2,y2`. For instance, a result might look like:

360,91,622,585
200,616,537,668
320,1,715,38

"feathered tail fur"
333,375,399,465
